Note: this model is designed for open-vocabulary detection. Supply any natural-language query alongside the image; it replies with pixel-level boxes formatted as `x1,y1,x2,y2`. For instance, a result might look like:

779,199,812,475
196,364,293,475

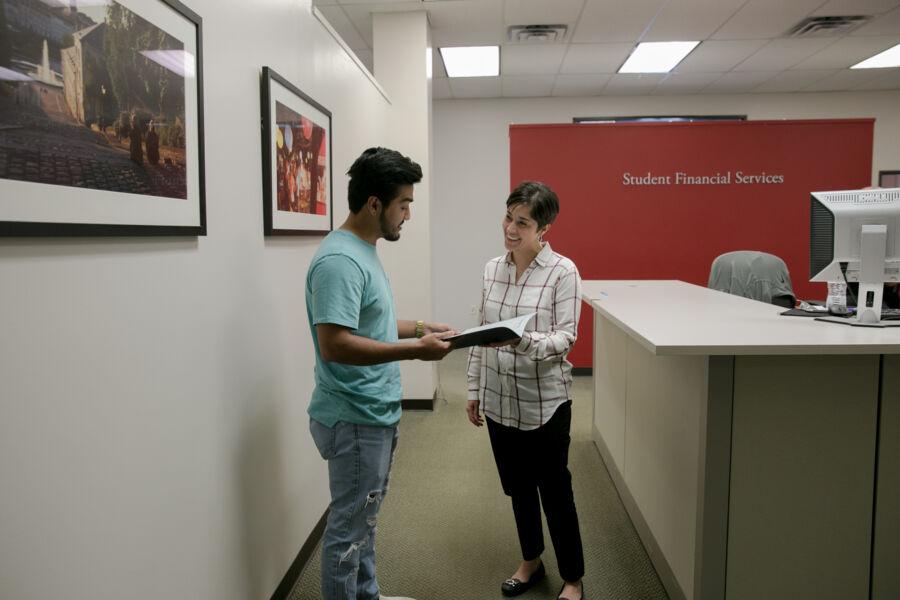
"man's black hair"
506,181,560,228
347,147,423,213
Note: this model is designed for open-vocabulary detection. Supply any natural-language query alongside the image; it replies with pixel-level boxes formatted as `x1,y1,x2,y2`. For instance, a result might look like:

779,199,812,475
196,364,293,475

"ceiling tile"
795,36,900,69
354,48,374,72
559,43,634,74
501,44,568,75
676,40,769,72
733,38,835,71
752,69,836,92
652,71,721,94
801,69,885,91
432,77,452,99
318,0,900,98
851,6,900,35
448,76,503,98
432,31,507,47
711,0,825,40
504,0,585,27
340,5,374,47
602,73,665,94
337,0,419,4
432,29,507,47
643,0,746,42
813,0,900,16
854,67,900,89
429,0,506,47
552,74,611,96
700,71,777,93
502,75,557,97
318,5,369,50
573,0,667,43
340,2,428,47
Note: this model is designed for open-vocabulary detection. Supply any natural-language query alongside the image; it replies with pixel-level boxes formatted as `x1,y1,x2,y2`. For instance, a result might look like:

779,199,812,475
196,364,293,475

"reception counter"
583,280,900,600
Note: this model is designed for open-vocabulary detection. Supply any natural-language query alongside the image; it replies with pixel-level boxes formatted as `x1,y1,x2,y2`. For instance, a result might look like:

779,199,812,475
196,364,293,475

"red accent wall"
510,119,874,368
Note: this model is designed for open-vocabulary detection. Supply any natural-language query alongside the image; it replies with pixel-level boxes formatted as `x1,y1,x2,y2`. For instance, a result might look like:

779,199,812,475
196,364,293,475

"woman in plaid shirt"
466,181,585,600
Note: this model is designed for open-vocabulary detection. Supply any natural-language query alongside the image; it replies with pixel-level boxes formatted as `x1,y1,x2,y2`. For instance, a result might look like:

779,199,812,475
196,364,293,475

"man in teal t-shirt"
306,147,454,600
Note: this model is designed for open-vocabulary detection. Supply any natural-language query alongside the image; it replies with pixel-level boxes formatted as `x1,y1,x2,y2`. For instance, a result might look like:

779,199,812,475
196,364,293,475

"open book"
446,312,536,349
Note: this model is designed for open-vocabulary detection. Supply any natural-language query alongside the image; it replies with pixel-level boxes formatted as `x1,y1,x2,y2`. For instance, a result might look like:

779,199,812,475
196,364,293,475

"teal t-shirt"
306,229,402,427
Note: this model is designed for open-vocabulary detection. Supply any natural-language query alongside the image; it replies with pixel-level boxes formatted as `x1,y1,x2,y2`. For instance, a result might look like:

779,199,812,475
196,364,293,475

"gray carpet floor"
289,351,669,600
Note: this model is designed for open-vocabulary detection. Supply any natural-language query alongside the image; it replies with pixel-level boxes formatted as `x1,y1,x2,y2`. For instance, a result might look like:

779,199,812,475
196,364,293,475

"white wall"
0,1,432,599
373,11,435,400
432,91,900,332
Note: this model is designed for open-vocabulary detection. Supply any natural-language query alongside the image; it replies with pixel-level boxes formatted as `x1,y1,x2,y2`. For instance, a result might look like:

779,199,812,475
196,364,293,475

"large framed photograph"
261,66,332,235
0,0,205,236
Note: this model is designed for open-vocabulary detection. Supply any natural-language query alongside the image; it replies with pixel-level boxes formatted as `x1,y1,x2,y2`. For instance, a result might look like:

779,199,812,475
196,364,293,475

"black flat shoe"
557,581,584,600
501,562,545,597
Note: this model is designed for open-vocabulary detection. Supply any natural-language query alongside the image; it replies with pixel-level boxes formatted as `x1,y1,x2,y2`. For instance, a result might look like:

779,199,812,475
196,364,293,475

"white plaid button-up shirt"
466,243,582,430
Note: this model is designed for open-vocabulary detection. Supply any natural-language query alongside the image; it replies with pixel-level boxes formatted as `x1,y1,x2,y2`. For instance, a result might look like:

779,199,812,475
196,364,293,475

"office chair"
708,250,796,309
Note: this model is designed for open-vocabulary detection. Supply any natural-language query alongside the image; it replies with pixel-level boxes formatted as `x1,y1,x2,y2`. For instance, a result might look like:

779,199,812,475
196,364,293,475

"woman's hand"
466,400,484,427
485,337,520,348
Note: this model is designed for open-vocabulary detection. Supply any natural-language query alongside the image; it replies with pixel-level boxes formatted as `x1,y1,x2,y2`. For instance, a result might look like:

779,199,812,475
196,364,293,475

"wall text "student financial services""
622,171,785,186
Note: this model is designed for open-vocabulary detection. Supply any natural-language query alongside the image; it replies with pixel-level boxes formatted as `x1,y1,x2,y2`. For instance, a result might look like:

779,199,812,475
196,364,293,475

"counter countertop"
582,280,900,356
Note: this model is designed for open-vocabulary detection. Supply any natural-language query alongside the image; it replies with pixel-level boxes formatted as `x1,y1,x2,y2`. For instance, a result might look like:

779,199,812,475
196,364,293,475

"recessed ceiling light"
439,46,499,78
851,43,900,69
618,41,700,74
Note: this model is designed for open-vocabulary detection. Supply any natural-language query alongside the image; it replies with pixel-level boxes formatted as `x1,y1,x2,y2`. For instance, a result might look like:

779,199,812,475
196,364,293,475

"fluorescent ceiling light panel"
439,46,499,78
851,43,900,69
618,41,700,74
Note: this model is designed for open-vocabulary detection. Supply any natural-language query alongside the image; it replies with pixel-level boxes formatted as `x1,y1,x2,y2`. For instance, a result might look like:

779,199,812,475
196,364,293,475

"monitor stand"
817,224,900,327
815,316,900,328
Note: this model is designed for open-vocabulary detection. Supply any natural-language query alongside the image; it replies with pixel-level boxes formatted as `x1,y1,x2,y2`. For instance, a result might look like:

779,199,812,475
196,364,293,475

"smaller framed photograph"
260,67,332,235
879,170,900,188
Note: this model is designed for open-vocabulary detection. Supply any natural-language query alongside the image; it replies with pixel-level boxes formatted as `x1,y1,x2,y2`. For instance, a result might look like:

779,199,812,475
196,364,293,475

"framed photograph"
261,66,332,235
879,170,900,188
0,0,205,236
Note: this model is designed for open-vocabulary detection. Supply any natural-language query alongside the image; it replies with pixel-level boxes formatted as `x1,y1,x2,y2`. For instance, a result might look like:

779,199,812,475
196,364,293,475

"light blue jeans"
310,418,399,600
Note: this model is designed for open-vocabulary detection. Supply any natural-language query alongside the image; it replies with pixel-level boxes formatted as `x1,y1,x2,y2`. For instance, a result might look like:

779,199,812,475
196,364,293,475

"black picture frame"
0,0,206,236
879,170,900,188
260,66,333,236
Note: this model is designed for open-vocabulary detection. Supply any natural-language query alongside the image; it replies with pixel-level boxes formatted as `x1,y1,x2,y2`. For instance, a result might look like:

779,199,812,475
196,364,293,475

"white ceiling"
313,0,900,98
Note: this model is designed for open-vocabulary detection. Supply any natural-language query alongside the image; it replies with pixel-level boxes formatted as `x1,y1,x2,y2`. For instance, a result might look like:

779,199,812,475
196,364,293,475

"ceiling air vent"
787,15,871,37
507,24,568,43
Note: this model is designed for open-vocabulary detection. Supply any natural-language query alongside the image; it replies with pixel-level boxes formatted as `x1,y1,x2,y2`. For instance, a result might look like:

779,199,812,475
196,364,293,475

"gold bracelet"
415,320,425,338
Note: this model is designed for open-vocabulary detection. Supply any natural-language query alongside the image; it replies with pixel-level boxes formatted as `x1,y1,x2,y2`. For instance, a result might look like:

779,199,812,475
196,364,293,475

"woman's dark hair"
506,181,559,228
347,147,422,213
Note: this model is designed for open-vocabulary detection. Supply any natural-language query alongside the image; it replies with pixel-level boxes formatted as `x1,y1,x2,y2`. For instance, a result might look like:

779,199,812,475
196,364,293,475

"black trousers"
486,402,585,582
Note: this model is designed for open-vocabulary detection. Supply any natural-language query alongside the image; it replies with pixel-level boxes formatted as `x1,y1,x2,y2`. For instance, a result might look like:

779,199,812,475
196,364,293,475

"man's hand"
424,321,453,335
466,400,483,426
416,331,455,361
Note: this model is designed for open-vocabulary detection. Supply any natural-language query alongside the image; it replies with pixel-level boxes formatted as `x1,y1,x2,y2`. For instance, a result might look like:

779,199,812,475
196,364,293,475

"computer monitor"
810,187,900,327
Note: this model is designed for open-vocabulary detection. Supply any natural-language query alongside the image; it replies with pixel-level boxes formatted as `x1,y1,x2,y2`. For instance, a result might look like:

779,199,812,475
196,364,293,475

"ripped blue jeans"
310,418,399,600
